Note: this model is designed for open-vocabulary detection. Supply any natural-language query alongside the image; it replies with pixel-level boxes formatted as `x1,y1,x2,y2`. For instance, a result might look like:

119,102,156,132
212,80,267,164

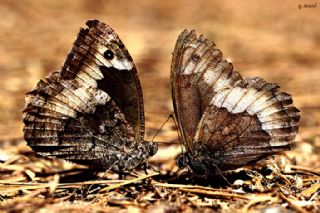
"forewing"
195,77,300,170
23,20,146,170
61,20,144,143
171,30,241,151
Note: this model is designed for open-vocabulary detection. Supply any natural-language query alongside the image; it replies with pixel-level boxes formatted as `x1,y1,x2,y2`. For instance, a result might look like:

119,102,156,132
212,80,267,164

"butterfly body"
23,20,157,172
171,30,300,176
176,145,225,177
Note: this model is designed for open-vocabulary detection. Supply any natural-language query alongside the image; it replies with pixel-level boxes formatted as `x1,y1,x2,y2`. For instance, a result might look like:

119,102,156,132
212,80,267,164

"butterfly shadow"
153,166,275,189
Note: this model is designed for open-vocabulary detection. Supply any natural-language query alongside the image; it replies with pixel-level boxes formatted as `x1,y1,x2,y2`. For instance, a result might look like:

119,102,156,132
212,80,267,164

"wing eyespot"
104,49,115,60
191,53,200,62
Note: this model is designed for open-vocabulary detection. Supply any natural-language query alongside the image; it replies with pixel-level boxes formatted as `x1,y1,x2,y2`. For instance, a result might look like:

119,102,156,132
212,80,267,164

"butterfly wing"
194,77,300,170
172,30,300,172
23,20,152,171
61,20,144,143
171,30,241,152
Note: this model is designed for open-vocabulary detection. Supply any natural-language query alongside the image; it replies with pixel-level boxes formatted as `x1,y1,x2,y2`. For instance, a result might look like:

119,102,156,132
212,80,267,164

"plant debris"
0,134,319,212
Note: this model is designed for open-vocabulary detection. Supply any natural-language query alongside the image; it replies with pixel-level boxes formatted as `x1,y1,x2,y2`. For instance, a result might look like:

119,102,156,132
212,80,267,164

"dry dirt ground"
0,0,319,212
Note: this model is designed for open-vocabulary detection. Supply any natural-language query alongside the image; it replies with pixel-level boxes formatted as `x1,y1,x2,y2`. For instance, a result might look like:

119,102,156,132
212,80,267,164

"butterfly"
23,20,157,172
171,30,300,177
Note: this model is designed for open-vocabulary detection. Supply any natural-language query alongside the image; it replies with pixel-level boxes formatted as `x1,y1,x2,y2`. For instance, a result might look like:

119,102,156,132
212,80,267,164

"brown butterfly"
171,30,300,177
23,20,157,172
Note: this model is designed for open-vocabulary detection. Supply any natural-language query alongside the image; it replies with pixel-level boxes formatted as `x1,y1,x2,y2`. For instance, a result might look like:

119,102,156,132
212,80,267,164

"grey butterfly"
23,20,157,172
171,30,300,177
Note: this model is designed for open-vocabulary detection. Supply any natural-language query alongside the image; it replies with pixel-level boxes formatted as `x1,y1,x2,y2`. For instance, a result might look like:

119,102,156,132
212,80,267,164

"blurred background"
0,0,319,144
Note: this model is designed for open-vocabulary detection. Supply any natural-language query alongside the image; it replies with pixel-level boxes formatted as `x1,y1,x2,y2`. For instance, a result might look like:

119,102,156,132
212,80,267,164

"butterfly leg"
211,163,231,186
118,171,124,180
141,162,148,175
139,161,159,175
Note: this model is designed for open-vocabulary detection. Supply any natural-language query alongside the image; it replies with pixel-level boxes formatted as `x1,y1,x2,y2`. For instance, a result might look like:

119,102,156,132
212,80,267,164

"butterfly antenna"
150,113,174,143
170,112,185,156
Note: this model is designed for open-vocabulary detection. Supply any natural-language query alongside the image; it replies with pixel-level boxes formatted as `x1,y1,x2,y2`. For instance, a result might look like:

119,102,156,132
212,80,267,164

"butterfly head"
176,152,222,177
176,153,189,169
176,153,208,176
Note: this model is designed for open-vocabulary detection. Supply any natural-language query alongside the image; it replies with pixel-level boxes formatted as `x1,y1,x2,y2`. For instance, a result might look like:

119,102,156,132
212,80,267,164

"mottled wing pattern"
195,77,300,170
61,20,144,143
171,30,241,152
171,30,300,174
23,20,156,171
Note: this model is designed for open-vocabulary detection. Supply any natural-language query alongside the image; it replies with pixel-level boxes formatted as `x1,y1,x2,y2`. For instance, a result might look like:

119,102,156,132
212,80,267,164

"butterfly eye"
176,154,188,168
104,49,114,60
